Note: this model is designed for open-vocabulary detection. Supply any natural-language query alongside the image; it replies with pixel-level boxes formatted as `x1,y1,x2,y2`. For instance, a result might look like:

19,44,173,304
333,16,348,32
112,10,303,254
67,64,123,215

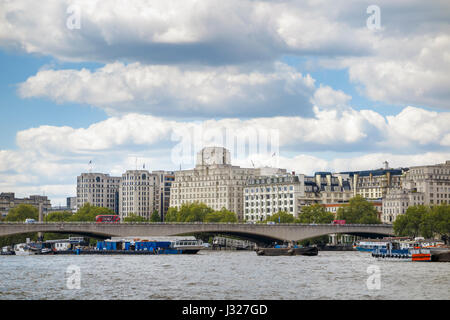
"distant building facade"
46,197,78,214
244,172,354,222
76,173,121,213
244,174,303,222
67,197,77,210
401,160,450,206
382,160,450,223
0,192,51,217
335,164,407,200
152,170,175,221
119,170,160,220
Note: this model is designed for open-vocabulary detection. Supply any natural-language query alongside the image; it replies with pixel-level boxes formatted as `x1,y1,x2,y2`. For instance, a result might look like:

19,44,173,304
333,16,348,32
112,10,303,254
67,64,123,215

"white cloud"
0,0,376,64
4,0,449,110
384,106,450,147
15,114,175,153
18,61,317,117
341,35,450,110
3,104,450,205
2,0,447,62
311,85,352,108
14,106,450,157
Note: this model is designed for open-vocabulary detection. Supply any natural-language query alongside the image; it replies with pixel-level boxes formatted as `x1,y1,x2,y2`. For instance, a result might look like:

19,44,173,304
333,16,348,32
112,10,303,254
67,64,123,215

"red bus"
96,215,120,223
332,220,346,225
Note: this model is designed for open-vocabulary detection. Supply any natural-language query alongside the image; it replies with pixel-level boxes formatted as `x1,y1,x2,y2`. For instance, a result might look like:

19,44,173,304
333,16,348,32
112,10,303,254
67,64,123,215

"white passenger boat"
13,243,38,256
172,239,205,254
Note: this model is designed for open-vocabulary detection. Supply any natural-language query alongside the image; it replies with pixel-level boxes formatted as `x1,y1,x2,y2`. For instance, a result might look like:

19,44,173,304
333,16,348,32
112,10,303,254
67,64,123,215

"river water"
1,251,449,300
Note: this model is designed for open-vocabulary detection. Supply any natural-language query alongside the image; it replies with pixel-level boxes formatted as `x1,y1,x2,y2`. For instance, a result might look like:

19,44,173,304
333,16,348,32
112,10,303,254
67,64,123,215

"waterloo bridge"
0,222,394,244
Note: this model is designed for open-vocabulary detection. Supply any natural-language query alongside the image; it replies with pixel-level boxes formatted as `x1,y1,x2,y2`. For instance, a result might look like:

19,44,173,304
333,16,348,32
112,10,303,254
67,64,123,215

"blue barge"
93,237,205,255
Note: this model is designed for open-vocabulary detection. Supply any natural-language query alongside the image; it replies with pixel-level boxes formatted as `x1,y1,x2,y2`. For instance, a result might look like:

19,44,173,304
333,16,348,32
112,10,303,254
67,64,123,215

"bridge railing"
0,221,393,227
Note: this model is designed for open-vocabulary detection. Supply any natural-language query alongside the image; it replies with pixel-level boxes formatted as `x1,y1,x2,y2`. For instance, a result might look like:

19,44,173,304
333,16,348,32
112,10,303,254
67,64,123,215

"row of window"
245,207,293,214
245,186,294,193
245,200,294,207
172,187,237,192
78,184,119,188
246,194,293,200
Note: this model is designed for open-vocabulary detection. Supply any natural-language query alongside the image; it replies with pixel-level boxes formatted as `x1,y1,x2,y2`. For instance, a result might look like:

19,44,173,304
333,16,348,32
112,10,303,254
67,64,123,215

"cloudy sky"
1,0,450,205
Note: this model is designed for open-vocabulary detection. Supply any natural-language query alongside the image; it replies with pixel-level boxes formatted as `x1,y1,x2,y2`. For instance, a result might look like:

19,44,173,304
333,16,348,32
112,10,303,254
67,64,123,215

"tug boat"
255,244,318,256
372,241,411,260
372,241,442,262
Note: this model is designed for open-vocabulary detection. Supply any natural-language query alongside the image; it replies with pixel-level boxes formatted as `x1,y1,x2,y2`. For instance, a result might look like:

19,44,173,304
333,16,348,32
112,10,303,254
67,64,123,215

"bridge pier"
37,203,44,241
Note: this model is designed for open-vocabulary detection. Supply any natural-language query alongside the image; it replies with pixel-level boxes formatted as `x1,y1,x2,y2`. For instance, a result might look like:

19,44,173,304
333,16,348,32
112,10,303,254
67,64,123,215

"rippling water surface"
1,251,449,300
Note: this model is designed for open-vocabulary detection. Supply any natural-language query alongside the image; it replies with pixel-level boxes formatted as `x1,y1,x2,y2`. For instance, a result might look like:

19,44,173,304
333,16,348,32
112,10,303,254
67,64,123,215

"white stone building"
169,147,285,220
381,160,450,223
76,173,121,213
244,174,302,222
401,160,450,206
243,172,355,222
119,170,160,220
381,189,425,223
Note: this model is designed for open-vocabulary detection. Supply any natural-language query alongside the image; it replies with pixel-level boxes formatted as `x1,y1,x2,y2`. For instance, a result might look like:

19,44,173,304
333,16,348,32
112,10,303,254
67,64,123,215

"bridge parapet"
0,222,395,243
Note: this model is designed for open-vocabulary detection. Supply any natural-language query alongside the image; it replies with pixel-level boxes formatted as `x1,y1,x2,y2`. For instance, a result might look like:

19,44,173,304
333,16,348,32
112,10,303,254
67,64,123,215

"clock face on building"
197,147,230,166
203,150,215,165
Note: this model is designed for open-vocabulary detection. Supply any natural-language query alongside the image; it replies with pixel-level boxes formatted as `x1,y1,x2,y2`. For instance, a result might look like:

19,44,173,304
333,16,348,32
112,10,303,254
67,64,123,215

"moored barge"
255,246,318,256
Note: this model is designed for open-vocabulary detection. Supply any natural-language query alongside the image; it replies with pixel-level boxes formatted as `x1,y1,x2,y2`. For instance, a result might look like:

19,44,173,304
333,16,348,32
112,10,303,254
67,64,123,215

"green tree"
165,207,179,222
165,205,238,223
4,204,38,222
406,205,429,236
205,208,238,223
177,202,214,222
393,205,429,237
44,211,73,222
392,204,449,243
150,210,161,222
430,204,450,243
297,204,334,224
0,233,38,247
265,211,295,223
420,209,437,239
336,195,381,224
69,203,115,222
123,213,148,222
